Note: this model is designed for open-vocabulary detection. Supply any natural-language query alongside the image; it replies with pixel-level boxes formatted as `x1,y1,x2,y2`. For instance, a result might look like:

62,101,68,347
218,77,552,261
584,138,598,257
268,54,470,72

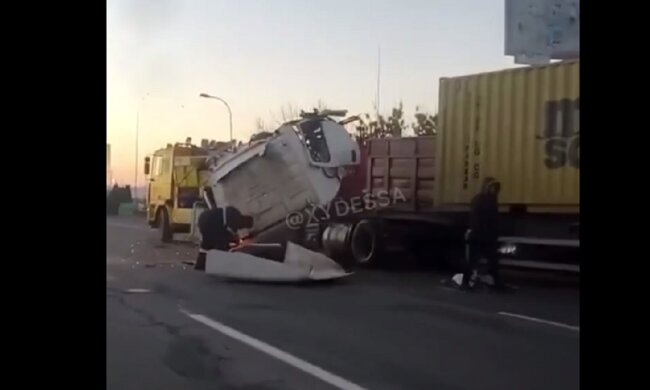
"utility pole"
134,93,149,201
134,111,139,198
376,44,381,117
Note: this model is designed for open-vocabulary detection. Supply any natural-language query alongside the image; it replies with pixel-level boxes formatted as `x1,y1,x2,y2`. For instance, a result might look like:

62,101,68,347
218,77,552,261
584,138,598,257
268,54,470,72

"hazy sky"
107,0,517,185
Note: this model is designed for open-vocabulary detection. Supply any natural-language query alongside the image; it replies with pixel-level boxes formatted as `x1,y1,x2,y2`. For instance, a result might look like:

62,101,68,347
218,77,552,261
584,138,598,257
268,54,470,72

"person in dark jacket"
461,177,505,290
194,205,254,271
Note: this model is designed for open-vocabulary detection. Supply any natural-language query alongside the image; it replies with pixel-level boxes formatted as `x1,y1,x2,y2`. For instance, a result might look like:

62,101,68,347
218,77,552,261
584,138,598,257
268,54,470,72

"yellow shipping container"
435,60,579,214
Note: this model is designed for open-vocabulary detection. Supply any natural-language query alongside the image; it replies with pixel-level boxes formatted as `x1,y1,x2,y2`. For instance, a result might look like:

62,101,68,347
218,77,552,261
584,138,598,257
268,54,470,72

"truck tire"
350,220,381,266
158,208,173,243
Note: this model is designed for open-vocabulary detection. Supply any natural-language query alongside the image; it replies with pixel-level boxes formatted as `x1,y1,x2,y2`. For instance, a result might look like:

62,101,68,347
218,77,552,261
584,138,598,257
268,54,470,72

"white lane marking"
499,312,580,332
125,288,152,294
181,310,367,390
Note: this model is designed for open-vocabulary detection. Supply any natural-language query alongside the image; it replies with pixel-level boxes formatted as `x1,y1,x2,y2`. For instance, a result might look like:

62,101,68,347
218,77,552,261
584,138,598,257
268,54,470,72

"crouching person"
194,205,254,271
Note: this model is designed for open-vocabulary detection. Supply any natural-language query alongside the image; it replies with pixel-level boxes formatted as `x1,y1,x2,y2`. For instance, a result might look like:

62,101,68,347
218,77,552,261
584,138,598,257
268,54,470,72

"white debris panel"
204,242,352,282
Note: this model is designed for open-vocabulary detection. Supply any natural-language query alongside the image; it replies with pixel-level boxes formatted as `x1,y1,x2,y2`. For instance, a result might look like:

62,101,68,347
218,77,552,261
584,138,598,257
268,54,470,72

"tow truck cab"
144,139,210,242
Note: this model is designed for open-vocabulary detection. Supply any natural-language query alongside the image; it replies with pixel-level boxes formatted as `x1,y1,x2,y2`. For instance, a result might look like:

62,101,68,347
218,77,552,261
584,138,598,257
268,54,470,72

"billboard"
505,0,579,65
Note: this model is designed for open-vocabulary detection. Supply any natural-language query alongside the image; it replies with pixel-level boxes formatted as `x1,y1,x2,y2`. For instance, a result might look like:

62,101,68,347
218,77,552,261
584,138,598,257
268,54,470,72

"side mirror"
144,157,151,175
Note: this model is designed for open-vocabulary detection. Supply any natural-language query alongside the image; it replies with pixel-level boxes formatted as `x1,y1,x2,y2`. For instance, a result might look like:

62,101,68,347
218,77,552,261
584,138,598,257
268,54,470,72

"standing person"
461,177,506,291
194,204,254,271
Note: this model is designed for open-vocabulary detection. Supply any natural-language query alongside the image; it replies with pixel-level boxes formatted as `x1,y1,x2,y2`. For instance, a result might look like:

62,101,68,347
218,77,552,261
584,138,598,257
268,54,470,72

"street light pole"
134,111,139,197
199,93,233,142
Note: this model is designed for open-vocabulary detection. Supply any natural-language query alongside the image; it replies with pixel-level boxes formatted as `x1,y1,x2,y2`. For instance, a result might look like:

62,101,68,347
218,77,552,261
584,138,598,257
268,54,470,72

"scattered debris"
449,271,479,288
445,271,518,292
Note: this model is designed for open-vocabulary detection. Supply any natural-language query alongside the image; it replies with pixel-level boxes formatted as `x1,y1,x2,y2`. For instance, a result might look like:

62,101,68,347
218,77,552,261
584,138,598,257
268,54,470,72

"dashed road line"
181,310,367,390
498,312,579,332
125,288,153,294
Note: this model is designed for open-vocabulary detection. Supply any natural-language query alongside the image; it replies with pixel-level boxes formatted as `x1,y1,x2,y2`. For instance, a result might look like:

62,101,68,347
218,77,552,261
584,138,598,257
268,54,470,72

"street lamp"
199,92,233,142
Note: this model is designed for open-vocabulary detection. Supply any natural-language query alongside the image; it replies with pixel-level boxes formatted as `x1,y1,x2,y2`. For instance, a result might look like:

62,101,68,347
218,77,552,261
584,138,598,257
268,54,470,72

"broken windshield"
298,119,331,163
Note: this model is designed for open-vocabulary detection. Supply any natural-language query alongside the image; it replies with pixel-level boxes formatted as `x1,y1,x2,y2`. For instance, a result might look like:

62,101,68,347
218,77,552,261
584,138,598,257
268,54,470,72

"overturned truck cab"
191,109,362,278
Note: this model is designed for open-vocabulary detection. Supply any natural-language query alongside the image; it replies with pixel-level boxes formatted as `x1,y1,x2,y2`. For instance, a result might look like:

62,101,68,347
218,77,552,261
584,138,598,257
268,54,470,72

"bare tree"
269,103,301,125
254,116,268,132
354,103,439,141
316,99,328,111
386,102,406,137
355,101,408,141
249,116,275,143
282,103,300,121
412,106,438,136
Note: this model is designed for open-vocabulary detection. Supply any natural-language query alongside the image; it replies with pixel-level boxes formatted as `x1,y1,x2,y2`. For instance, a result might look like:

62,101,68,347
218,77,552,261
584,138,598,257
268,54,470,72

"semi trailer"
434,60,579,271
315,60,580,271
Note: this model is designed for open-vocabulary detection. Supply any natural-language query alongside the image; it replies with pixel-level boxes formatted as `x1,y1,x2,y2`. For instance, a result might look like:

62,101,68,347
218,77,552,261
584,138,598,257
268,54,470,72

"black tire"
350,220,381,266
158,208,173,243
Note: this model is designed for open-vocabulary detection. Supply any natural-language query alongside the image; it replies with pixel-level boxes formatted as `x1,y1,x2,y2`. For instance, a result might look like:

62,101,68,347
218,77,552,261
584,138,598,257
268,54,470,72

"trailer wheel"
350,220,380,266
158,208,173,243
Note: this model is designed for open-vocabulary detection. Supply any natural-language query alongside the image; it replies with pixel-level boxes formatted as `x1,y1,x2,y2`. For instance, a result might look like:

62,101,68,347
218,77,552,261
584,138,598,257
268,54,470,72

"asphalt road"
107,216,580,390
